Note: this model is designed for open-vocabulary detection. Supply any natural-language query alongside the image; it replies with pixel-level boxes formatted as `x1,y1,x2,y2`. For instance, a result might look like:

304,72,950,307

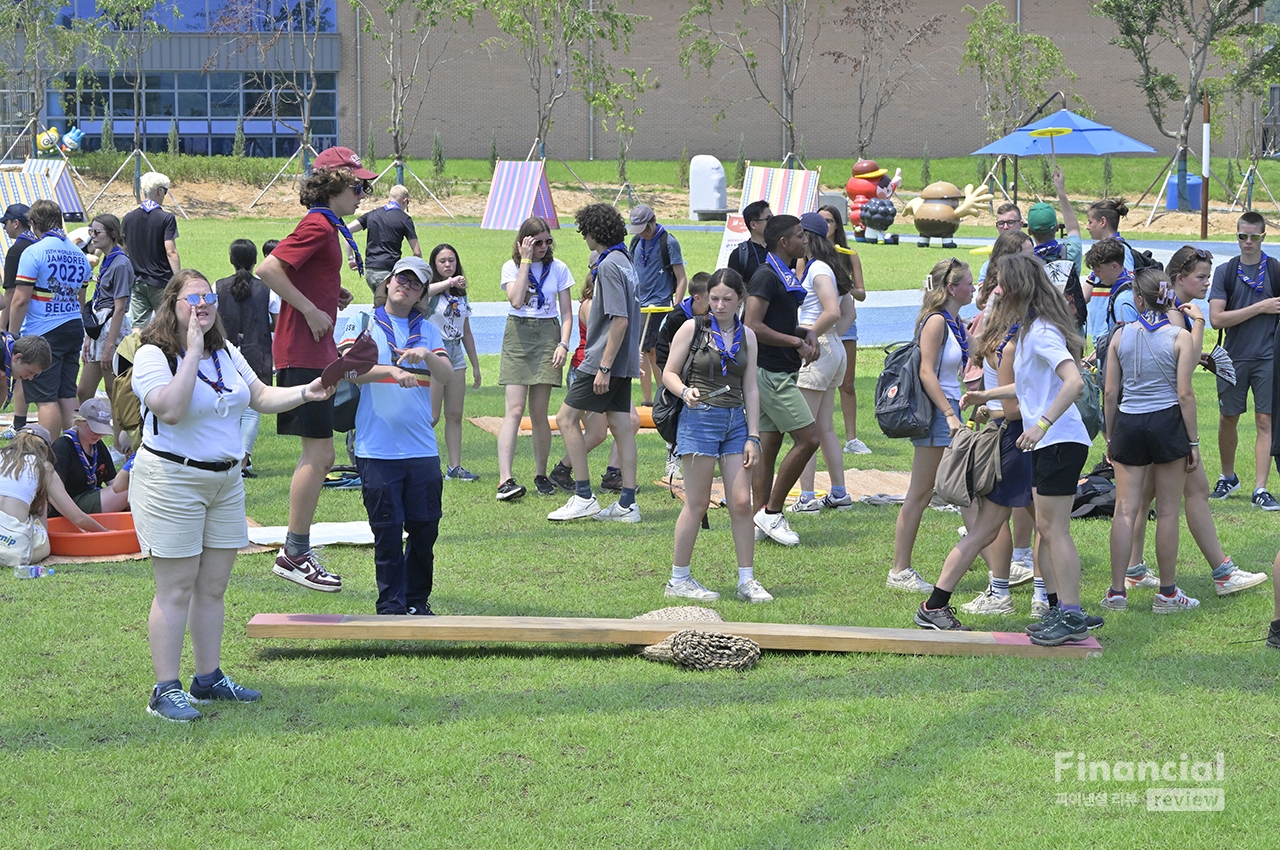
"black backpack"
1072,473,1116,518
1127,245,1163,272
875,316,938,440
630,230,671,280
1040,242,1088,328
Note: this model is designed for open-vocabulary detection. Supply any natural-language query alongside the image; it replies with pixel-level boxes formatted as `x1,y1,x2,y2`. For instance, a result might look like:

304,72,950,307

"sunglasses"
1178,247,1214,275
393,273,425,290
185,292,218,307
532,237,554,247
350,183,369,198
1238,233,1264,241
87,228,105,236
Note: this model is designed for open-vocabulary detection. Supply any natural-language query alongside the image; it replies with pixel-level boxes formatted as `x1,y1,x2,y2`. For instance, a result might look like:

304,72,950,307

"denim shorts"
911,397,962,447
676,403,748,458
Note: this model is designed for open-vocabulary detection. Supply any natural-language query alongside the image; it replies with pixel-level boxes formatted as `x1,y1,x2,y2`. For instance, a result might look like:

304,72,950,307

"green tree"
233,115,246,158
734,133,747,188
920,141,931,185
1095,0,1267,210
680,0,825,158
167,118,179,153
484,0,652,152
489,129,499,174
98,0,177,155
677,143,690,188
100,114,116,154
432,129,445,176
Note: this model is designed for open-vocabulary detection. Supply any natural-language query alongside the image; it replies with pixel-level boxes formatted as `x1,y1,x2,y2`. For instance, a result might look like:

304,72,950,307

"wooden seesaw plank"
247,614,1102,659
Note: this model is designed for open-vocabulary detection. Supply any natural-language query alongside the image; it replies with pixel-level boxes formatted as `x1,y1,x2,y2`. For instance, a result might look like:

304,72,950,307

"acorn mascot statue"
845,159,902,244
903,181,994,248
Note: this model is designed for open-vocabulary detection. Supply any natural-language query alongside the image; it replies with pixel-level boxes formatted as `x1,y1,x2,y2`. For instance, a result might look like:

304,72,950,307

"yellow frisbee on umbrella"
1029,126,1073,165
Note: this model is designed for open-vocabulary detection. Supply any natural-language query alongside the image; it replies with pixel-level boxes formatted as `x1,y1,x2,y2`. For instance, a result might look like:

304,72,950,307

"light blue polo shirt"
345,311,445,460
14,233,91,336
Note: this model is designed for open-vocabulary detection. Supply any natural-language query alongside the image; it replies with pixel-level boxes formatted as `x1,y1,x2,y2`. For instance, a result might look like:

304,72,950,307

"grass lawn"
3,347,1277,847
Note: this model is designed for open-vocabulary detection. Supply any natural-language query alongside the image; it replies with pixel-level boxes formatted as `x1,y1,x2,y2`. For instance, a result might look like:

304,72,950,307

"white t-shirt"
133,343,259,461
1013,319,1091,448
501,258,575,319
797,259,835,328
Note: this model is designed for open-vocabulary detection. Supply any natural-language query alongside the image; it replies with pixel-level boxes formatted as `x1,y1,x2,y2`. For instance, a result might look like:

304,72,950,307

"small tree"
366,123,378,170
616,133,629,183
167,118,179,154
432,129,445,176
489,129,499,174
101,114,116,154
232,115,246,158
734,133,747,188
677,143,690,188
920,141,931,185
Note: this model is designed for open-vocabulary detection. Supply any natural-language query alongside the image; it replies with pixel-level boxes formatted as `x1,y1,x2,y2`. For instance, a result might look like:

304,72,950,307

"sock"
801,490,815,501
1126,563,1148,578
1257,488,1267,496
155,678,183,695
926,587,953,610
831,485,847,499
738,566,754,585
1107,587,1126,598
284,531,309,558
671,565,691,583
1033,577,1047,602
1212,559,1234,580
990,577,1010,599
575,480,592,499
192,668,223,688
765,508,781,516
12,414,25,430
1062,603,1082,614
620,487,636,508
1012,547,1033,564
1047,592,1059,609
1159,584,1176,597
605,465,620,477
1224,473,1239,483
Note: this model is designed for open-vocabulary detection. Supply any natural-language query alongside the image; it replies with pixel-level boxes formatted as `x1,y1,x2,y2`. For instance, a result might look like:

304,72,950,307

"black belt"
143,444,238,472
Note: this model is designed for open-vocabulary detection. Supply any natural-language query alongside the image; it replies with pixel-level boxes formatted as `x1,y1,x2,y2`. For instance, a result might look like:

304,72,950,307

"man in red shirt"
257,146,372,592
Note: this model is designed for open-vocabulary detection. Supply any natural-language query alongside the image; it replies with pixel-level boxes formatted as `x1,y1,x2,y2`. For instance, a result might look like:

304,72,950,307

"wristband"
745,435,761,445
1189,440,1200,447
682,387,691,402
556,342,570,351
1037,417,1052,431
520,258,532,264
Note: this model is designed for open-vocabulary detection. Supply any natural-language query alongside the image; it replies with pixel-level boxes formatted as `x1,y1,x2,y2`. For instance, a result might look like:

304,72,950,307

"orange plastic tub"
46,512,141,557
519,408,656,432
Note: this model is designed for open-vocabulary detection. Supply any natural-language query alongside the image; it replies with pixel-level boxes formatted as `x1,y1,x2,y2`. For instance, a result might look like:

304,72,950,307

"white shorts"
88,314,133,362
796,331,848,392
130,448,249,558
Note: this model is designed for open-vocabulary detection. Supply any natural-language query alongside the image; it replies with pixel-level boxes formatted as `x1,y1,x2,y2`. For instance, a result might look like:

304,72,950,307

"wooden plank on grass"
247,614,1101,659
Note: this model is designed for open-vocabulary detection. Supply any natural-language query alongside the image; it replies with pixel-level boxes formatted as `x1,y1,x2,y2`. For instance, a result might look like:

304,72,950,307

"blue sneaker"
147,686,202,722
189,673,262,703
1029,609,1092,646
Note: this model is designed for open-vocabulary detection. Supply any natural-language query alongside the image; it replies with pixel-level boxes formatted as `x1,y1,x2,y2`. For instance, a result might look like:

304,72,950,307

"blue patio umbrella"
971,109,1156,157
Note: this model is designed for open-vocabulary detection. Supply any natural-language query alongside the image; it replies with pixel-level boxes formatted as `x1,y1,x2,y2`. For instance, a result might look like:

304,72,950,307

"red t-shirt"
270,212,343,369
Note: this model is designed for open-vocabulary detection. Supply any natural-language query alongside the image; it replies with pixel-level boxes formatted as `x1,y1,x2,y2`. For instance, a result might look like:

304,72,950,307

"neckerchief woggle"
139,200,160,213
637,225,665,267
941,309,969,368
178,347,231,417
307,206,363,276
766,252,807,305
709,314,743,376
373,305,432,382
64,429,100,489
1238,252,1269,295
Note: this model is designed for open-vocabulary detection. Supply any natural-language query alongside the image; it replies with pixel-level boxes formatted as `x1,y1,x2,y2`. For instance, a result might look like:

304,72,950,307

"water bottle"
13,565,54,579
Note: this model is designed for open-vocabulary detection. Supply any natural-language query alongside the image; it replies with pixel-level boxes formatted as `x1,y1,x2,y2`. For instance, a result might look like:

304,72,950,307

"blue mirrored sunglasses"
185,293,218,306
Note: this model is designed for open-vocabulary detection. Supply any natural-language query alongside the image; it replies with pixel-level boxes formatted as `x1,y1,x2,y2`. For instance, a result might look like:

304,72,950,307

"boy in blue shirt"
340,257,452,615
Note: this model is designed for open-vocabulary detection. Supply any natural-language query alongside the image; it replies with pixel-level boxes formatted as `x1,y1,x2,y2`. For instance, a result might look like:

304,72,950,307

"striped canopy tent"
22,159,86,223
0,169,57,253
740,163,822,217
481,160,559,230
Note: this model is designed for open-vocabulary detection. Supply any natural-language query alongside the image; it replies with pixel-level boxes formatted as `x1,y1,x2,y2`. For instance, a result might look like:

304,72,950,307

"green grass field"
3,344,1277,847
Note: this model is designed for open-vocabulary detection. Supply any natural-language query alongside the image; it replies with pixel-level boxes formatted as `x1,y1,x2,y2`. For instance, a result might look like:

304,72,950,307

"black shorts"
1110,405,1191,467
276,367,333,439
1031,441,1090,497
640,311,666,353
563,370,632,414
24,319,82,403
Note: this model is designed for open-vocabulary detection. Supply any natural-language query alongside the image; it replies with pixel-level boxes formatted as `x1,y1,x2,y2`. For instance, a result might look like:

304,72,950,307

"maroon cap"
313,146,377,180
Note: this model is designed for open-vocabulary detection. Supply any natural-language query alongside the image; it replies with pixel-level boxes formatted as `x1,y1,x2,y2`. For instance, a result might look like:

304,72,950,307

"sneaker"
885,567,932,593
273,549,342,592
665,576,720,600
594,501,641,523
998,562,1034,587
821,493,854,511
914,602,971,631
1030,598,1050,621
1125,564,1160,589
548,462,574,492
0,427,16,440
446,465,480,482
1100,589,1128,611
1267,621,1280,650
737,579,774,603
1025,605,1060,634
548,494,600,521
787,496,822,513
754,508,799,546
147,686,202,722
754,525,767,542
1210,475,1240,499
1214,564,1268,596
600,468,623,493
960,589,1015,615
496,478,526,501
407,602,435,616
189,673,261,703
1029,609,1090,646
665,455,683,481
1152,587,1200,614
534,474,556,496
1253,489,1280,511
843,438,872,455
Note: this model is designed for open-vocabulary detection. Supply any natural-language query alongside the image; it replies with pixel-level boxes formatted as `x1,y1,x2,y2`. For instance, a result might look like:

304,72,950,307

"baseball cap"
1,203,29,224
627,204,657,235
799,211,828,238
312,146,377,180
1026,202,1059,234
391,256,432,283
76,398,114,435
17,424,52,445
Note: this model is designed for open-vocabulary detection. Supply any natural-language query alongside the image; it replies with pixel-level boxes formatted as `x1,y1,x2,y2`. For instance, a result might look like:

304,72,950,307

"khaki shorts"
130,447,249,558
498,316,564,387
757,368,816,434
796,331,848,392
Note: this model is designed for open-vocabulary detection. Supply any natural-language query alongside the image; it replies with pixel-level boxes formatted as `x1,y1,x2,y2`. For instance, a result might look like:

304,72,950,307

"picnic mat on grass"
42,518,277,565
468,416,658,437
656,468,913,509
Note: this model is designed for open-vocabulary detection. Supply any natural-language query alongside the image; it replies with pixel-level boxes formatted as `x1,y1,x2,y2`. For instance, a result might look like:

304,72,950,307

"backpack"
1040,243,1088,328
875,316,938,439
110,330,175,452
1075,363,1103,441
1093,280,1133,396
1127,245,1163,273
1071,472,1116,518
651,316,707,446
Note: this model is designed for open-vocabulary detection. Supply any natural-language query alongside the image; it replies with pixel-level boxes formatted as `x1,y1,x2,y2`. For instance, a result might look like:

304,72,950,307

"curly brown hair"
299,166,366,209
140,269,229,358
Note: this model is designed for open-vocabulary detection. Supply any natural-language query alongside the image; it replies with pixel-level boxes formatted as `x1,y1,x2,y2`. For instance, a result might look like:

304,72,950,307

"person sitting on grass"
50,397,129,517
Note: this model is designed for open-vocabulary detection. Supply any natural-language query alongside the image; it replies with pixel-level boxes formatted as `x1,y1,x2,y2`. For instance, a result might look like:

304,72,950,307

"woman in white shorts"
424,242,482,482
133,270,331,722
819,205,870,455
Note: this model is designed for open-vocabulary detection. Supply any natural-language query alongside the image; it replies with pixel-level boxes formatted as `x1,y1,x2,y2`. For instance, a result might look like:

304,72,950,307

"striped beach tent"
22,159,86,223
481,160,559,230
740,163,822,217
0,169,57,253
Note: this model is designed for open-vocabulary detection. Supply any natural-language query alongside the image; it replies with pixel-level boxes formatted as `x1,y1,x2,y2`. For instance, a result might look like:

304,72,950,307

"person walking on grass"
256,146,368,593
628,204,688,407
817,204,871,456
77,214,132,406
548,203,642,524
422,243,482,482
495,216,574,502
663,269,771,603
745,214,820,547
1207,211,1280,510
1,203,35,437
887,258,973,593
348,184,422,307
122,171,180,326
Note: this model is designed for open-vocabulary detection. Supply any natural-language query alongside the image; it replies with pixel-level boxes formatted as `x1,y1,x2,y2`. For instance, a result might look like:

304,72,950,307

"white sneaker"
821,493,854,510
995,562,1035,587
664,576,719,600
787,496,822,514
1125,564,1160,590
548,494,600,521
754,508,799,545
885,567,932,593
1152,587,1200,614
754,525,767,542
665,456,683,480
1214,564,1268,596
737,579,774,603
960,588,1015,615
594,501,641,523
1030,598,1050,620
843,438,872,455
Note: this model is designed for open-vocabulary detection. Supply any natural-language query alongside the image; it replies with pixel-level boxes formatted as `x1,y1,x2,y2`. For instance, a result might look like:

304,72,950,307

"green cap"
1026,202,1059,233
